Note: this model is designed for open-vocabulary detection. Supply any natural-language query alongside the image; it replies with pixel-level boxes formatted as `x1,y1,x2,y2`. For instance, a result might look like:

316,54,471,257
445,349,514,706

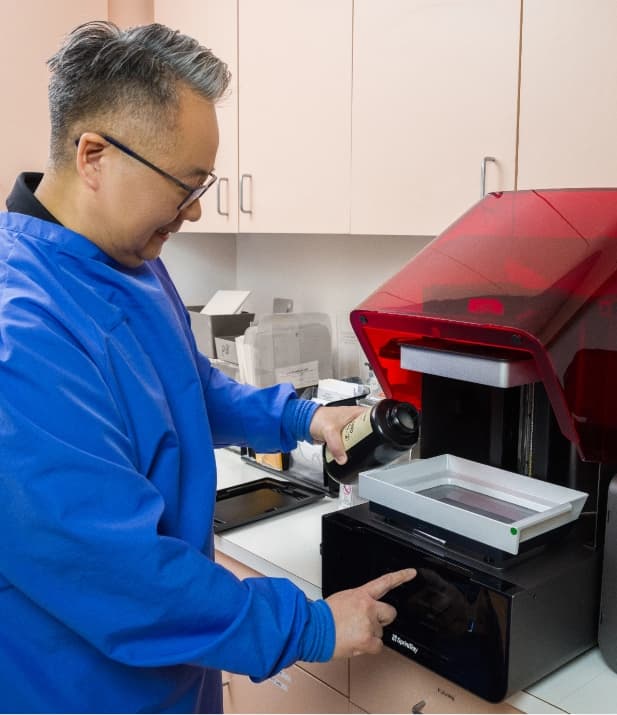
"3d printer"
321,188,617,702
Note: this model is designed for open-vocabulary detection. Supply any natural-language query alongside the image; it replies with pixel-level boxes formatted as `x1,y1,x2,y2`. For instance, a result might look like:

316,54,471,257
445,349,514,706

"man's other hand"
325,568,417,657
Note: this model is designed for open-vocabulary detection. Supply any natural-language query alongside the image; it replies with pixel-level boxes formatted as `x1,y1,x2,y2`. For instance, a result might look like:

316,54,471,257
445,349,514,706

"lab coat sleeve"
0,321,331,678
196,350,302,453
160,261,302,454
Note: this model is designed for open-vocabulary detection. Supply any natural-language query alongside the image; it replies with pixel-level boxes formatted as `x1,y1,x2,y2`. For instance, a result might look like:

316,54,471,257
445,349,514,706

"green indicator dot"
510,527,518,535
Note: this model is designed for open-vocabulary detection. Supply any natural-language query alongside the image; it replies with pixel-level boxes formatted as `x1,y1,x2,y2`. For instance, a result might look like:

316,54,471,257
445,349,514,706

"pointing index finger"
362,568,417,600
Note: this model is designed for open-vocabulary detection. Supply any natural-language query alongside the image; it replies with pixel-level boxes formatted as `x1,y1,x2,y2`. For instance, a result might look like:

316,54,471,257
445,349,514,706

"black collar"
5,173,62,226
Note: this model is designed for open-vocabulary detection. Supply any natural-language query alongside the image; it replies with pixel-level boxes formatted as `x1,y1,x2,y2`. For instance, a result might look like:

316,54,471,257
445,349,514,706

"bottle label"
324,409,373,463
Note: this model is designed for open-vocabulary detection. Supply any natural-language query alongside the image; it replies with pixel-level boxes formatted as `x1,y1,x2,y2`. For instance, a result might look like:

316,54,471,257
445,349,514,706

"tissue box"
187,307,254,358
241,313,333,388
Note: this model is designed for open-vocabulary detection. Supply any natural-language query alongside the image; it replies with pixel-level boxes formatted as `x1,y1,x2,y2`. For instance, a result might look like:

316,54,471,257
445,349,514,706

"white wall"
161,233,237,307
237,233,432,376
164,231,432,378
235,233,430,318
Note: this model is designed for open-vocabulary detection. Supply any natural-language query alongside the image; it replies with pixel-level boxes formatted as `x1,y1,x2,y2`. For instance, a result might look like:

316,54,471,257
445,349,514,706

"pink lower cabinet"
223,664,350,714
216,550,350,712
349,647,522,714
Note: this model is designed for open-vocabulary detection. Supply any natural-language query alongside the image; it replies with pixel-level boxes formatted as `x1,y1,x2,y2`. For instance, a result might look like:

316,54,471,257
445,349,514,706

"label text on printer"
391,633,419,655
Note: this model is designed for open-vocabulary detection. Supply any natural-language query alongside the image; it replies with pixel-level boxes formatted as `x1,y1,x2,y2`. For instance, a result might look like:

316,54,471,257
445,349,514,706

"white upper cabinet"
237,0,352,234
350,0,521,236
517,0,617,190
155,0,239,233
16,1,615,237
155,0,352,235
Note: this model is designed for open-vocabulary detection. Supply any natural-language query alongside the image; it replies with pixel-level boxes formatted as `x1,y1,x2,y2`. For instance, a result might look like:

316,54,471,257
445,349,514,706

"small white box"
214,336,239,364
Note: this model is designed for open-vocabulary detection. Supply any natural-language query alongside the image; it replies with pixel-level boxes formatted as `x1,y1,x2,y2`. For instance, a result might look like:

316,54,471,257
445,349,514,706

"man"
0,21,415,713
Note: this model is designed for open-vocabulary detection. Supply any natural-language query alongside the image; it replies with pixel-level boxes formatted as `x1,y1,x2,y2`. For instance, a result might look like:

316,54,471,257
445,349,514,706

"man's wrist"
281,398,320,444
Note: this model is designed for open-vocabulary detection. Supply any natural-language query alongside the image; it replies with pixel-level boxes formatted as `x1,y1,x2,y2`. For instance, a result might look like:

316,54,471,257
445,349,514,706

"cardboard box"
187,307,254,358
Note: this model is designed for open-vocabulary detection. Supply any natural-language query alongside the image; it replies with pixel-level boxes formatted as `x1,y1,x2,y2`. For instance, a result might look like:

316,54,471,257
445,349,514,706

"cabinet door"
0,0,108,200
237,0,352,233
350,647,521,714
351,0,521,236
299,658,349,699
155,0,239,233
225,664,350,714
517,0,617,189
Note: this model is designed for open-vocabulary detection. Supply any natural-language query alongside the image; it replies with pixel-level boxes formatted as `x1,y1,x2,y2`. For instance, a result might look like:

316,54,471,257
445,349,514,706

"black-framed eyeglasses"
76,133,217,211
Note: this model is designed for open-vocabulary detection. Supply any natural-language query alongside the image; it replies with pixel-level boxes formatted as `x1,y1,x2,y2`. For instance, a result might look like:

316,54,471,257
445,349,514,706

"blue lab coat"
0,212,334,713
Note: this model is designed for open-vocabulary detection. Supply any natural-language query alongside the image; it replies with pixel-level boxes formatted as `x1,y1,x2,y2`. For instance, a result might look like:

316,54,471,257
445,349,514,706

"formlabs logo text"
390,633,419,655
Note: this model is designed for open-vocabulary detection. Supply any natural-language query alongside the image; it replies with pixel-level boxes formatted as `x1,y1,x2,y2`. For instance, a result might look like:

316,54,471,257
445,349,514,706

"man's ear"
74,132,107,190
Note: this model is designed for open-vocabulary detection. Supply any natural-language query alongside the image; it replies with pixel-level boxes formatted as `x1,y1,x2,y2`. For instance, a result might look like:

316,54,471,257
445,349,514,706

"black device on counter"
322,501,598,702
321,189,617,702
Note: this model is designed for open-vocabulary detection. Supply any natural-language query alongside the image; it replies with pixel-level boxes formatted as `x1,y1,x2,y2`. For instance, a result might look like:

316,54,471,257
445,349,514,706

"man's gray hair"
47,21,230,165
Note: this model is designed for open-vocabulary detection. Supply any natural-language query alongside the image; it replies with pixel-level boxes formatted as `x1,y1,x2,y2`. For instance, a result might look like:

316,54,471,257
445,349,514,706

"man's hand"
309,405,368,465
325,569,417,657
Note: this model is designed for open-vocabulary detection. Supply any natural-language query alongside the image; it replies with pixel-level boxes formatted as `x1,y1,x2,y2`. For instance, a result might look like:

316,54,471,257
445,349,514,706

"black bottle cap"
392,405,417,432
386,402,419,435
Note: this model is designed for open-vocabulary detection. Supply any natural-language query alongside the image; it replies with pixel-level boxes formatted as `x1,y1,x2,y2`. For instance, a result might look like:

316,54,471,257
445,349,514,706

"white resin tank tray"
358,454,588,554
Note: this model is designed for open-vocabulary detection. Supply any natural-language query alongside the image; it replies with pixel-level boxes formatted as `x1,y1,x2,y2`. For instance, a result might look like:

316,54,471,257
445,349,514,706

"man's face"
96,88,219,267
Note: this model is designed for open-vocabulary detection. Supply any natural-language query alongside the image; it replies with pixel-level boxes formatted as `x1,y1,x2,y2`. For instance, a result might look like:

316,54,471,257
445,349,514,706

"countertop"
213,448,617,714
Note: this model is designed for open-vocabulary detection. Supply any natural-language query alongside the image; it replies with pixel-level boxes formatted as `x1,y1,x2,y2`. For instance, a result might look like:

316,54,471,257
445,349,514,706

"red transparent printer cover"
351,189,617,463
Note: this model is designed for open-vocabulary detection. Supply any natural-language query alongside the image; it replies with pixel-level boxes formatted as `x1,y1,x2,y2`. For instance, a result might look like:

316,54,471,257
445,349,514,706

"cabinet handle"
240,173,253,214
411,699,426,713
216,177,229,216
480,156,497,198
